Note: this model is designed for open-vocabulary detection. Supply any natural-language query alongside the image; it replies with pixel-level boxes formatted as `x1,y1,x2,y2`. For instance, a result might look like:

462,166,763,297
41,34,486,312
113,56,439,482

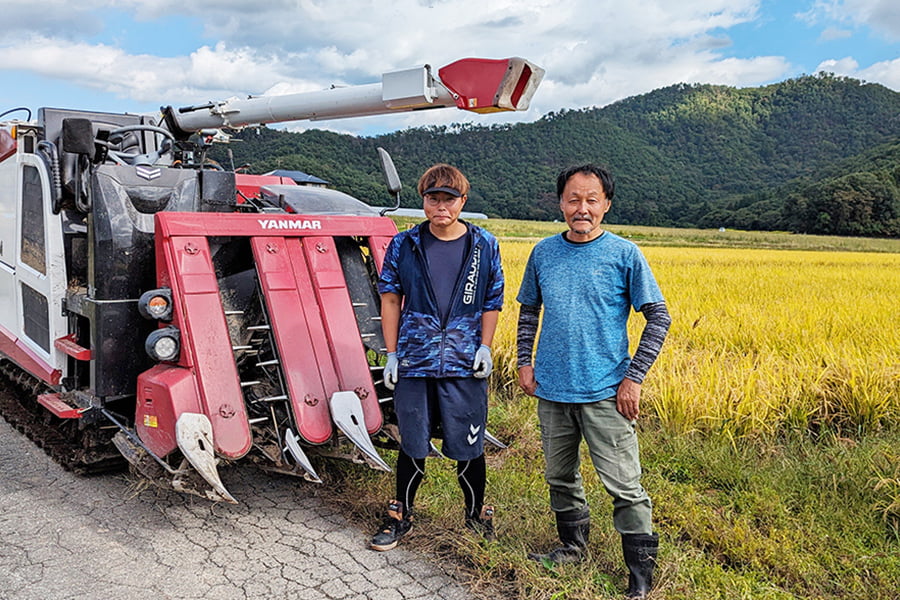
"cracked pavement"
0,418,478,600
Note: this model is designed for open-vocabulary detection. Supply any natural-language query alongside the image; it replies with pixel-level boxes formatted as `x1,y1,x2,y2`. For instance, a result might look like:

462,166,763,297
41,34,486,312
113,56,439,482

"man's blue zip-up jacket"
378,221,504,378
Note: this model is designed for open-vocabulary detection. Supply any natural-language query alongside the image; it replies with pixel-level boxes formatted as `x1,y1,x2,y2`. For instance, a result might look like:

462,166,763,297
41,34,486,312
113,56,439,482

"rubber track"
0,362,126,475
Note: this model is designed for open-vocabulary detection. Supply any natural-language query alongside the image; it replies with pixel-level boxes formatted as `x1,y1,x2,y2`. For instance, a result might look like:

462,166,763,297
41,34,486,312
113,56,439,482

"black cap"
423,186,462,197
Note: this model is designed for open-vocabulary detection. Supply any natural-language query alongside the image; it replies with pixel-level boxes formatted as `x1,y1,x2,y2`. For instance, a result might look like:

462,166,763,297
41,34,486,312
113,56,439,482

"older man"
517,164,670,599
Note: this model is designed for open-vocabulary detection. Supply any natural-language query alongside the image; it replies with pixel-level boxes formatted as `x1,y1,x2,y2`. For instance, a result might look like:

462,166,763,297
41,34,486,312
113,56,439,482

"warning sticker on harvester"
144,415,158,428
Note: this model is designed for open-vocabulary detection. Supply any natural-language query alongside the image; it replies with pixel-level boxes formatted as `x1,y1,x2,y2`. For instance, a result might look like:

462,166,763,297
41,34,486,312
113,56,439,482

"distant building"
264,169,329,187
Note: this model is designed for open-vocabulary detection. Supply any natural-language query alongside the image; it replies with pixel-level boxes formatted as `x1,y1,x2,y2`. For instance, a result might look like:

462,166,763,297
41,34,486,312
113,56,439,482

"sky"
0,0,897,137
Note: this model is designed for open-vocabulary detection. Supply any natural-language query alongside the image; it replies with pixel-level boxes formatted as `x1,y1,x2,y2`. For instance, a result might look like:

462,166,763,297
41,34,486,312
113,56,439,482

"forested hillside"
213,73,900,236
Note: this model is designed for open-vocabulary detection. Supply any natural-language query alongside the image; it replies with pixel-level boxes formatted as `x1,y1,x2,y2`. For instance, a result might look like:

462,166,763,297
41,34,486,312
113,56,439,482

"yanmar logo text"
462,246,481,305
257,219,322,230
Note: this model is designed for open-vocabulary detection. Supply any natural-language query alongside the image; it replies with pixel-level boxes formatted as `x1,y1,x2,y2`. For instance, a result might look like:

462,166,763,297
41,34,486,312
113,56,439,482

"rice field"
351,221,900,599
491,240,900,439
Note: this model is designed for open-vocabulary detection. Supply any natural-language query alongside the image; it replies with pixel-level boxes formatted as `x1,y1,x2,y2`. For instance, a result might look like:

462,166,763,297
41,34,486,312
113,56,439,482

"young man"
370,164,504,551
516,164,671,599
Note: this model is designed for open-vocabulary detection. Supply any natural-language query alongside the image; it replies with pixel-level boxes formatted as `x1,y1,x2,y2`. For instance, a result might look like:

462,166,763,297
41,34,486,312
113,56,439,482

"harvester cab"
0,58,543,502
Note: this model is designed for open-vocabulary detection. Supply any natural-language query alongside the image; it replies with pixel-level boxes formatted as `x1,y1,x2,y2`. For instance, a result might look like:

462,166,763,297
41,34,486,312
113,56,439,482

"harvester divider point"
329,391,391,472
175,413,237,503
284,428,322,483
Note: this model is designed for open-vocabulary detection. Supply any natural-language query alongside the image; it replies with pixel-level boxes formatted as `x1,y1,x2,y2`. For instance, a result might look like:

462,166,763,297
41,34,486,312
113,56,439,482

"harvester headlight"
138,288,173,321
145,326,181,362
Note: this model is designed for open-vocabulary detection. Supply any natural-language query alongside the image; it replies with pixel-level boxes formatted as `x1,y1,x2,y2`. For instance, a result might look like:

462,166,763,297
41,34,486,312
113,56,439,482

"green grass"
390,216,900,253
321,400,900,600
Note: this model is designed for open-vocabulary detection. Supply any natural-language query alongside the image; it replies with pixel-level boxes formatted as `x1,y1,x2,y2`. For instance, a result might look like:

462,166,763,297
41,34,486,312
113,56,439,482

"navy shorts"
393,377,488,461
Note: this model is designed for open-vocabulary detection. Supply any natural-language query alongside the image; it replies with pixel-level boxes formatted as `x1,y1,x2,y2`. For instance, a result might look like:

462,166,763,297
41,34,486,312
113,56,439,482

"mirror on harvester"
377,146,402,216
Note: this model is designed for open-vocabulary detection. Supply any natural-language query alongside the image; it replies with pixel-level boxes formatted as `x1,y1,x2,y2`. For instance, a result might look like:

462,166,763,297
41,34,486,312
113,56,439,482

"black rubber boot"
622,533,658,599
528,507,590,564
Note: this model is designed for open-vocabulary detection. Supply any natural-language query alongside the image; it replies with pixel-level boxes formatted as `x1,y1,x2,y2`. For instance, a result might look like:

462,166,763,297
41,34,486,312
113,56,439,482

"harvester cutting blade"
484,429,508,449
175,413,237,503
283,428,322,483
329,391,391,472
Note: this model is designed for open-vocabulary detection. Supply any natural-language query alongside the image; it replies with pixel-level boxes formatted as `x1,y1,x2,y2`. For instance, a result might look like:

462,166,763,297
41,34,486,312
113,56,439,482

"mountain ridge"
216,73,900,236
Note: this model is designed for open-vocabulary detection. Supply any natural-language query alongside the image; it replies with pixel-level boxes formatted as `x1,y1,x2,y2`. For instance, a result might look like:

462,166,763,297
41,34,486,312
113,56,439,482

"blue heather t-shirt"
516,231,664,403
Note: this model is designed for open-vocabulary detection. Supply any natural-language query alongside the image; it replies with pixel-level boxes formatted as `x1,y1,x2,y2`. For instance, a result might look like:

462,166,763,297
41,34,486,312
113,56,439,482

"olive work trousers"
537,397,653,535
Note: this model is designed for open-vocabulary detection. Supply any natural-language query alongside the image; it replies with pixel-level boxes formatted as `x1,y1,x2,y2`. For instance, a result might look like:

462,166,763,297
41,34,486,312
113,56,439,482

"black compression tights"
395,449,486,519
395,450,426,514
456,453,486,519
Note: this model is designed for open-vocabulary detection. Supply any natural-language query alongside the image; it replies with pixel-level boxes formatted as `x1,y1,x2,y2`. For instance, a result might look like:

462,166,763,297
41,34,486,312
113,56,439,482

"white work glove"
383,352,399,390
473,344,493,379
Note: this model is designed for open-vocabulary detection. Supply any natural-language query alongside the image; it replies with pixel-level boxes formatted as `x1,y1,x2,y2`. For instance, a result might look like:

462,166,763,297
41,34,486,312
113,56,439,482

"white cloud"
817,56,862,73
0,0,105,39
817,56,900,89
0,35,314,103
0,0,895,135
858,57,900,88
805,0,900,41
0,36,165,100
184,44,293,94
819,27,853,41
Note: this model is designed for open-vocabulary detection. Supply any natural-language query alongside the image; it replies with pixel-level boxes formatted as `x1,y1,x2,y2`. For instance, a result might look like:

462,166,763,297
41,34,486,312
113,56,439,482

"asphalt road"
0,417,477,600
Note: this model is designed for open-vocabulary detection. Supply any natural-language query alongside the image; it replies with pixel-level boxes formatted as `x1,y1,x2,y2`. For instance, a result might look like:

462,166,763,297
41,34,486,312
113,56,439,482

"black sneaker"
465,505,495,541
369,500,412,552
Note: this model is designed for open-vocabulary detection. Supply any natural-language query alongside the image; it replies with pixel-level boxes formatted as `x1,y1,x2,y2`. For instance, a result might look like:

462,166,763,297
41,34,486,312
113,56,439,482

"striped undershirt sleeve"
624,301,672,384
516,304,541,368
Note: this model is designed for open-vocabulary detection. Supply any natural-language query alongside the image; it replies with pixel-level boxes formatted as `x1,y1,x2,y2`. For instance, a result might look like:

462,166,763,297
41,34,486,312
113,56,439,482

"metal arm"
163,57,544,136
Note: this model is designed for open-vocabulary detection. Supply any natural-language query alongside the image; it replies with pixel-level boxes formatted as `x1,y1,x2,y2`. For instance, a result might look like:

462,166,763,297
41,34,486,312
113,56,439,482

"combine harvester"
0,57,543,502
